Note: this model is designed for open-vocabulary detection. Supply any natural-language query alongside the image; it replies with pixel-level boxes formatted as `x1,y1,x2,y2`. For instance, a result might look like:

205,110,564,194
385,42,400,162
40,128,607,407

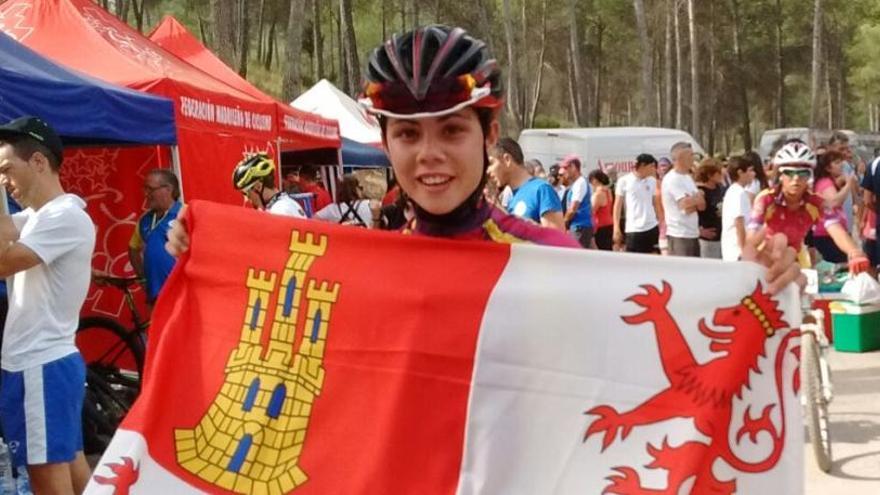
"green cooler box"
830,302,880,352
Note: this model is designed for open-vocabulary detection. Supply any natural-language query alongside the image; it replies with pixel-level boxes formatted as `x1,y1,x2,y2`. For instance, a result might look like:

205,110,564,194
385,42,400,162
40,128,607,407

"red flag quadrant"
86,201,803,495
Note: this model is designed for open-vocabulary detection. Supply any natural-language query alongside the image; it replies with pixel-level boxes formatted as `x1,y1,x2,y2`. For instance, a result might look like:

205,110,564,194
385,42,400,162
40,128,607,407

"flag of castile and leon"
87,200,803,495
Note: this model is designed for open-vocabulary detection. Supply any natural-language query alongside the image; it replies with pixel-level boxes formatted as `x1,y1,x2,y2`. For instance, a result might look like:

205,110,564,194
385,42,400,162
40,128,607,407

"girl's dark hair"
588,169,610,186
743,150,768,189
743,151,770,189
336,174,362,203
815,150,845,183
727,156,752,182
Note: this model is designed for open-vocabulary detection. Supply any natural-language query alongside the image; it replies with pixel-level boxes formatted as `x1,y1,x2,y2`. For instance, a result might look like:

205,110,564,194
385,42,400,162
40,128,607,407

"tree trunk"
408,0,418,29
568,0,588,126
257,0,266,62
476,0,495,55
313,0,324,81
264,20,276,70
809,0,823,129
238,0,250,77
594,21,604,126
282,0,307,100
730,0,751,150
664,0,674,127
340,0,360,95
335,3,345,89
687,0,699,140
674,0,682,129
501,0,522,132
400,0,406,32
131,0,144,32
198,16,209,45
774,0,785,127
633,0,655,126
567,49,579,124
527,0,548,128
212,0,237,67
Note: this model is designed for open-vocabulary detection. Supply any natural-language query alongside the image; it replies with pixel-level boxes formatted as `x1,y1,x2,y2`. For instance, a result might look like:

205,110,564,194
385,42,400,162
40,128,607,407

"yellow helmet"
232,153,275,191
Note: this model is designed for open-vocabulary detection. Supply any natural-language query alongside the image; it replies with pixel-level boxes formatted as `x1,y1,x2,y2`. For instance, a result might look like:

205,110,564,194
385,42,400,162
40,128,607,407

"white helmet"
773,141,816,168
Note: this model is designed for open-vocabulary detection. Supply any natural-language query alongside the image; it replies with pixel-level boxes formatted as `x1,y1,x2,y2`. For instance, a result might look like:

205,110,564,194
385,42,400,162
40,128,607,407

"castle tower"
175,230,340,495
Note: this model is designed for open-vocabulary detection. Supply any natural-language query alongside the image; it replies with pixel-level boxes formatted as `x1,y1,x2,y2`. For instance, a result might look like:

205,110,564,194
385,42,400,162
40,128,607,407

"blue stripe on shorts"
0,352,85,467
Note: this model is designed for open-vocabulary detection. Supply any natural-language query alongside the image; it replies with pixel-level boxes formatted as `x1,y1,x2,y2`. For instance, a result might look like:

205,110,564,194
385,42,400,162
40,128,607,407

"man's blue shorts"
0,352,85,468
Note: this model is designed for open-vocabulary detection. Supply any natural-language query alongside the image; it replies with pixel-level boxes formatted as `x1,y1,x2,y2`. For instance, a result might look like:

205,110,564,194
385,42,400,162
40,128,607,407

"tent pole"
276,138,283,190
170,145,184,202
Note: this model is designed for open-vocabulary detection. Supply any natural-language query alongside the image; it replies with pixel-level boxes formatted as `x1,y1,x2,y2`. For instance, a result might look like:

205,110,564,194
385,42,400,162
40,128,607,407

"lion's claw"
585,405,633,451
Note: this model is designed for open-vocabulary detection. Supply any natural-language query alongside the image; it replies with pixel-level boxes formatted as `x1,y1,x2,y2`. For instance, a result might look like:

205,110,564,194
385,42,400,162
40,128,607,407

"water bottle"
0,440,16,495
14,465,31,495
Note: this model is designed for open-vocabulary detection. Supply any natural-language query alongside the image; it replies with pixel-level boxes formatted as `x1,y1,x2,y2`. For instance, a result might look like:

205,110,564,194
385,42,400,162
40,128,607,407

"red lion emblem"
93,456,139,495
584,281,798,494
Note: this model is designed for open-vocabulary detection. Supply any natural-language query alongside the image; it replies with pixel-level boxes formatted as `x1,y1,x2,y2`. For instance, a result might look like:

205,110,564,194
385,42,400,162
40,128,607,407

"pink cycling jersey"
403,199,579,248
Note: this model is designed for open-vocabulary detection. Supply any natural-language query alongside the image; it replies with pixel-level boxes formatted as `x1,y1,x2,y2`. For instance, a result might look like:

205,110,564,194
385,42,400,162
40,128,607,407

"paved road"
805,348,880,493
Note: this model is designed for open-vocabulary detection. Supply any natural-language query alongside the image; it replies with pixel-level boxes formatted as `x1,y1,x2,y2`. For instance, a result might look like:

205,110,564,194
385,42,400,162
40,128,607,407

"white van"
518,127,705,175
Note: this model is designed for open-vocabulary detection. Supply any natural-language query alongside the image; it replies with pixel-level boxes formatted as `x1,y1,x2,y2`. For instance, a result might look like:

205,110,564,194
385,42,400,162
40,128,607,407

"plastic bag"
841,273,880,305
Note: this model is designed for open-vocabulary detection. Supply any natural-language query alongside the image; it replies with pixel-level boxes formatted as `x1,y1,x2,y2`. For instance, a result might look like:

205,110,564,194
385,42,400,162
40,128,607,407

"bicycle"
76,274,148,455
800,291,835,473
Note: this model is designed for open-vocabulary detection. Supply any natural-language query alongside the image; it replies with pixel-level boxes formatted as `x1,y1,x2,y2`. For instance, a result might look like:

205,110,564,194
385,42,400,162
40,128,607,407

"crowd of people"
0,23,820,495
480,130,874,277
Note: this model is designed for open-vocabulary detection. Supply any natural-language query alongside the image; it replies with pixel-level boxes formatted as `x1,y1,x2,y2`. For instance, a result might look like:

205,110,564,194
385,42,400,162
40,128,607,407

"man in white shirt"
0,117,95,493
232,154,307,218
722,157,756,261
661,142,705,257
613,154,663,253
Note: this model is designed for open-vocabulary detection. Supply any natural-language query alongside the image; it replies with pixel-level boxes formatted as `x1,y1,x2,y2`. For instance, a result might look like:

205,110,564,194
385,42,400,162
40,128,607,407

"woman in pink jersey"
811,150,858,263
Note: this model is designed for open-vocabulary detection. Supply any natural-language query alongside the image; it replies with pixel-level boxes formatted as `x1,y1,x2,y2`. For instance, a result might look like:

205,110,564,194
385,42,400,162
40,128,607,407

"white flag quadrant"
458,247,803,495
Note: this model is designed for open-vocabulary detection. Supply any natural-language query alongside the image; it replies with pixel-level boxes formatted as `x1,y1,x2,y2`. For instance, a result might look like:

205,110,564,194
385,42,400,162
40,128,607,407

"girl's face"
383,109,499,215
829,159,844,177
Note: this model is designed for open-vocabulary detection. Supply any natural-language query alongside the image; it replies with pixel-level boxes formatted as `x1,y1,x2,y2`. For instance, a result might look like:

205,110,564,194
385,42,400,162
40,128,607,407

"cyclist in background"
232,153,306,218
748,141,869,273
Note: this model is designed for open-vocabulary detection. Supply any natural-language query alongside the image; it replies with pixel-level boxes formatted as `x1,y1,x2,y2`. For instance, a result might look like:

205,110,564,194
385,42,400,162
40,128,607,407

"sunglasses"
143,184,169,194
778,167,812,180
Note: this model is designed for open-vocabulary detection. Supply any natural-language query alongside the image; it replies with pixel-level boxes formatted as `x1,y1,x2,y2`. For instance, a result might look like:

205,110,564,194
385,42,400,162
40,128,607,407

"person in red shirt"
748,141,868,272
588,169,614,250
294,165,332,211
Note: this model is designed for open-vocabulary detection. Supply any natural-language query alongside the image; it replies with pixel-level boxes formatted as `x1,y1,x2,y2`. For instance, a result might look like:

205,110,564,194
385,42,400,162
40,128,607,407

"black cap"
0,116,63,163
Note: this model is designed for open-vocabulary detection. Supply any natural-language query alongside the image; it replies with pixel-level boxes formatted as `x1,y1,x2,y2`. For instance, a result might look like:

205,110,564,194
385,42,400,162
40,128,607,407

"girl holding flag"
166,25,801,294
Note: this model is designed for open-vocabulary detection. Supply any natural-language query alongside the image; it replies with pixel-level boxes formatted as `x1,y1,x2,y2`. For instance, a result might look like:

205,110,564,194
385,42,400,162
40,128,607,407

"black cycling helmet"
361,25,503,119
232,153,275,191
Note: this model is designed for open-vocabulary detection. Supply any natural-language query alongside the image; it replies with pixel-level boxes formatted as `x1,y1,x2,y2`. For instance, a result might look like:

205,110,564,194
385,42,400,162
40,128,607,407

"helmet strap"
254,183,269,210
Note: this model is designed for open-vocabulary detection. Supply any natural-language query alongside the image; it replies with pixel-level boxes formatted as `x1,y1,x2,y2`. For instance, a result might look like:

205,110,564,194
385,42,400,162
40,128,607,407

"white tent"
291,79,382,145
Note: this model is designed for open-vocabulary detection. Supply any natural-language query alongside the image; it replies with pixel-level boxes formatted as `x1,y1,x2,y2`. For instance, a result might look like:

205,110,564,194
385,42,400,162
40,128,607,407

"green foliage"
125,0,880,140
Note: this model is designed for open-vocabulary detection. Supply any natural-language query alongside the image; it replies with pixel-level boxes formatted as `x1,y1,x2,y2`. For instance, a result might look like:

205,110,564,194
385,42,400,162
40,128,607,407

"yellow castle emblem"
174,230,340,494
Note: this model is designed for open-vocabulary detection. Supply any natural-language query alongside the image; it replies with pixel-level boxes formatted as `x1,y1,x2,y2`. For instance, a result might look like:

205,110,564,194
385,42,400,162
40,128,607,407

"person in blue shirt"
487,138,564,230
129,169,182,304
560,155,594,248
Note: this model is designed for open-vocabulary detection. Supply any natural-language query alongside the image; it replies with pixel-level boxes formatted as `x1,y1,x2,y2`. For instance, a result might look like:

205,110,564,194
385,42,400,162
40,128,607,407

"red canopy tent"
0,0,339,320
148,15,339,156
0,0,336,205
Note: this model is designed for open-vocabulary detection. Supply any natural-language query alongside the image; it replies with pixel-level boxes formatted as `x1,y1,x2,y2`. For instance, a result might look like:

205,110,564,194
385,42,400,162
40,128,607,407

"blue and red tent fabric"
0,31,176,146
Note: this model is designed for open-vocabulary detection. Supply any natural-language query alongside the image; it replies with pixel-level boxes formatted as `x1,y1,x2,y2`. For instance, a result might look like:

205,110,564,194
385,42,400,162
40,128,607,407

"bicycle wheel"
76,317,144,455
802,331,833,472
